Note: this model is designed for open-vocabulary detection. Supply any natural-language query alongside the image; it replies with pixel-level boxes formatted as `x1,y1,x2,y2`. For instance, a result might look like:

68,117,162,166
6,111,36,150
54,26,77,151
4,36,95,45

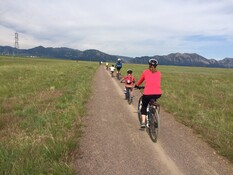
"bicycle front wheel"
149,110,159,142
137,96,142,124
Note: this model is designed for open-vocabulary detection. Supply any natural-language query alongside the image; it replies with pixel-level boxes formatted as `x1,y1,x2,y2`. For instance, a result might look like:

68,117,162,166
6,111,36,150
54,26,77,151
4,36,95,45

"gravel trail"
73,66,233,175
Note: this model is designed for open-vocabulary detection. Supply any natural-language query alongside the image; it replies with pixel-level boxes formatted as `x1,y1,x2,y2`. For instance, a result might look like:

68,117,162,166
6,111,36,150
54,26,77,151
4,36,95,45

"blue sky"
0,0,233,60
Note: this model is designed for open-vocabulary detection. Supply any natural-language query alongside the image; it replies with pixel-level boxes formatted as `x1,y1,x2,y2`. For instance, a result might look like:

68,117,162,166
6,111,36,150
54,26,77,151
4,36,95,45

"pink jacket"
136,69,162,95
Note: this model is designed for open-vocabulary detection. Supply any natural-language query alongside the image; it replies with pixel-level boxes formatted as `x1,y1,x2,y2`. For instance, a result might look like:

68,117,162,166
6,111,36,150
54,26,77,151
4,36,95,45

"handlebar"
134,86,145,90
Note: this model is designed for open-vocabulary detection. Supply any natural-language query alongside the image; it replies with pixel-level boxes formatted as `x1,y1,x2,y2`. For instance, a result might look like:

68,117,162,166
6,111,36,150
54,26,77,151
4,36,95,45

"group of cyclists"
106,58,162,128
106,58,123,78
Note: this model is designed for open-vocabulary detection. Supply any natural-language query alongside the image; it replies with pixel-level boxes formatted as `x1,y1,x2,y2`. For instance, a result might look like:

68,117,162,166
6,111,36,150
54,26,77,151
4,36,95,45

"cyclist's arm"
120,77,125,83
132,76,136,84
136,74,145,86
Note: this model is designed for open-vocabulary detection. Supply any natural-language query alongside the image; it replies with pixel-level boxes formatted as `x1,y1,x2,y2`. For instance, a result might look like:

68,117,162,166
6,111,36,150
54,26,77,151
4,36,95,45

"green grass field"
121,63,233,161
0,56,98,174
1,56,232,174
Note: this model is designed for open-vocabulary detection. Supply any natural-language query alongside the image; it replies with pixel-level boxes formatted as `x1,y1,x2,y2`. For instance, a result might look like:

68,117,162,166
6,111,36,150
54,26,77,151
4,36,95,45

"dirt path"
73,66,233,175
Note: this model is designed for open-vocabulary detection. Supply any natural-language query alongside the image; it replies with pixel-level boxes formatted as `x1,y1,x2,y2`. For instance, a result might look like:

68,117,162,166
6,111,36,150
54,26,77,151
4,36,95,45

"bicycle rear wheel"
127,88,132,104
137,96,142,124
117,72,120,80
149,110,159,142
125,88,129,100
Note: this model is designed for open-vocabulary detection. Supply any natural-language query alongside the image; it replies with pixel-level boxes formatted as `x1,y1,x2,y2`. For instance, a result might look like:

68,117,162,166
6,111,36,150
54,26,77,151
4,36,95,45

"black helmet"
149,59,158,66
127,69,133,74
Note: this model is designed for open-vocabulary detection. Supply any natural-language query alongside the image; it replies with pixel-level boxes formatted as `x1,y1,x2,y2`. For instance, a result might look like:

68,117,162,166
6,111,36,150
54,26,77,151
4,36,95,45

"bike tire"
125,88,129,100
137,96,142,124
127,88,132,104
149,110,159,142
117,73,120,80
129,97,133,104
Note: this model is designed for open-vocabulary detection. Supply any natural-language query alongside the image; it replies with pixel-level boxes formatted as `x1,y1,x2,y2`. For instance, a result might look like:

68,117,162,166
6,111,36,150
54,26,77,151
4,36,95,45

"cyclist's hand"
134,85,139,89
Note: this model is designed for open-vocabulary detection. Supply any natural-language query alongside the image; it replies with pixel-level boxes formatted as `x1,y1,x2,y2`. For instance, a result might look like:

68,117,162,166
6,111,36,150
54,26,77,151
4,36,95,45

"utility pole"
15,32,19,49
14,32,19,56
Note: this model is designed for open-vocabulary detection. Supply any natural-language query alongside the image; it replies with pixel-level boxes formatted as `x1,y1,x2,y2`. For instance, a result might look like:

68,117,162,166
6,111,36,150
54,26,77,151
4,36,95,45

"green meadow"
0,56,98,174
0,56,232,174
122,64,233,161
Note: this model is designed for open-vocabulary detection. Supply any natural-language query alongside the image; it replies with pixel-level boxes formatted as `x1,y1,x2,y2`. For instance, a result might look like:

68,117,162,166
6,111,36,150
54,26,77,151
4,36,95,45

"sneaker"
140,122,145,128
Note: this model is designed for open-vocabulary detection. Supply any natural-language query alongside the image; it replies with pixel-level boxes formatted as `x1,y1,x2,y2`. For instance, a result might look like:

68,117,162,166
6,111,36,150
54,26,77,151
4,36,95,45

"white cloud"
0,0,233,59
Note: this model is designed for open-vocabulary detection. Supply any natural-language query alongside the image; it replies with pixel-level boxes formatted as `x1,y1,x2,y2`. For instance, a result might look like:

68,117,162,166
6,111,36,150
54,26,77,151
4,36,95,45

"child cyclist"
109,65,115,77
120,69,135,101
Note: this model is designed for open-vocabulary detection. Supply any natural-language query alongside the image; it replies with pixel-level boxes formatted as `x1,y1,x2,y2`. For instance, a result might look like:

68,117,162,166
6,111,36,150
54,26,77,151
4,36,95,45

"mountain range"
0,46,233,68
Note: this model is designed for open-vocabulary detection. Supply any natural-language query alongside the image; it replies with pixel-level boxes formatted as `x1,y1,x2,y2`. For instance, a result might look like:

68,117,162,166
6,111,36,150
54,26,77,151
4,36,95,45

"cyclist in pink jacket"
135,59,162,128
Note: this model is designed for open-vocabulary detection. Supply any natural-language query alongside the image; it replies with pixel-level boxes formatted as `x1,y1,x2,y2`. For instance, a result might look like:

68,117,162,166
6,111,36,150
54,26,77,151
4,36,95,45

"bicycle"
116,71,121,80
120,77,134,104
136,86,160,142
124,87,133,104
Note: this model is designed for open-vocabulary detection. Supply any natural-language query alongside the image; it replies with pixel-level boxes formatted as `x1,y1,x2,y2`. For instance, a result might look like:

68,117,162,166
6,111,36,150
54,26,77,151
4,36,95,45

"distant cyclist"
135,59,162,128
115,58,123,75
109,64,115,77
105,62,109,70
120,69,135,100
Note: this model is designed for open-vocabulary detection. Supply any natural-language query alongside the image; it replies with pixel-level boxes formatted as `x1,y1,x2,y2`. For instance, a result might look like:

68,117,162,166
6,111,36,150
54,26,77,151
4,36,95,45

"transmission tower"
15,32,19,49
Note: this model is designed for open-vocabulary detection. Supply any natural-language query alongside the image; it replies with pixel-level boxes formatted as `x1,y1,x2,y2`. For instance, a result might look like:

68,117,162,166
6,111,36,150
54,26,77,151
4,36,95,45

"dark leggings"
141,94,161,115
116,67,122,72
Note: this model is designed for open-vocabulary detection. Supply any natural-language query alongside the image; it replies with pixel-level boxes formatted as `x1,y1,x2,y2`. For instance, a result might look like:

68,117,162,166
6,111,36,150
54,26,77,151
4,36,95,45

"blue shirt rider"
115,58,123,73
